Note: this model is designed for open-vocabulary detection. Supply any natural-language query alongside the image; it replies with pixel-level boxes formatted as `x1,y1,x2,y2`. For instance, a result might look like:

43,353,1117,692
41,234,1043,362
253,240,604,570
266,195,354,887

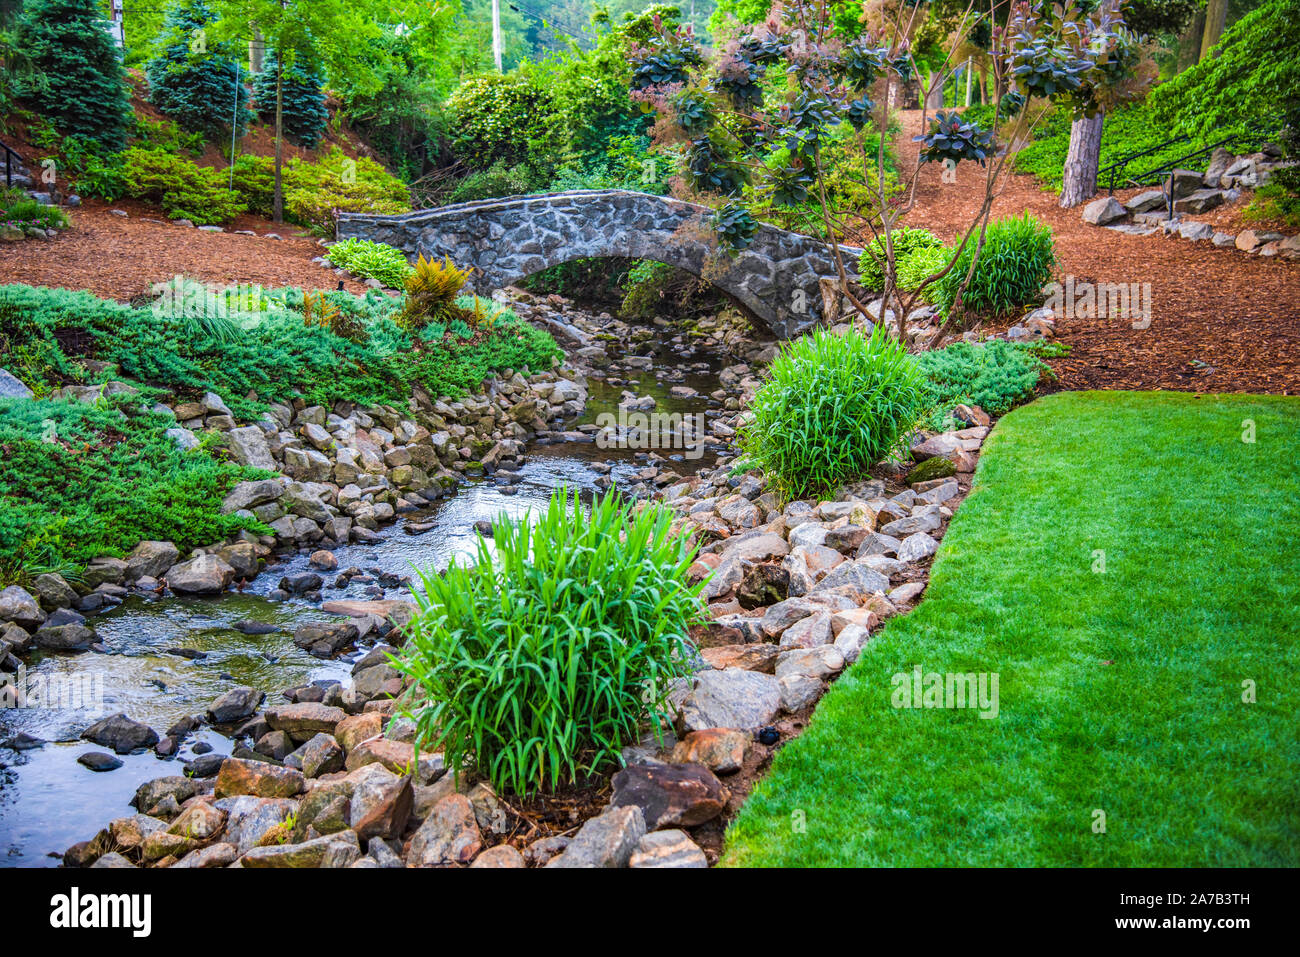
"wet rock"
280,572,324,594
678,668,782,733
215,757,305,798
167,554,236,595
310,549,338,570
125,541,180,581
33,622,97,651
296,732,345,777
408,793,483,866
546,806,645,868
207,686,265,724
81,713,159,754
629,829,708,868
0,585,44,629
232,620,278,635
292,622,358,658
78,751,123,772
187,753,226,777
32,573,78,610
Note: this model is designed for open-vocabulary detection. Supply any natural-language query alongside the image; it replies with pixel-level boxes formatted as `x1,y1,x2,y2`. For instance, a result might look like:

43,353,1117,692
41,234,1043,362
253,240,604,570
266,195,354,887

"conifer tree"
146,0,251,139
252,47,327,149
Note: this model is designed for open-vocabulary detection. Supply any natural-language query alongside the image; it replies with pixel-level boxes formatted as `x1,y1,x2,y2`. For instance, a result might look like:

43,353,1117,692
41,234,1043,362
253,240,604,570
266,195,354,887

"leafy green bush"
1243,179,1300,230
932,214,1056,318
394,488,703,796
0,394,266,584
120,147,247,224
445,160,543,205
0,283,562,421
447,72,561,170
914,340,1059,430
12,0,131,151
252,48,328,148
739,325,927,499
857,227,947,292
280,149,412,232
325,238,412,289
146,0,251,139
1,187,70,234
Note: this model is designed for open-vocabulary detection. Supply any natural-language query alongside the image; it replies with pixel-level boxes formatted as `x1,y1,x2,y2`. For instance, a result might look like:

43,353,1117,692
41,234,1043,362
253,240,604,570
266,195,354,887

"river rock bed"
2,289,990,868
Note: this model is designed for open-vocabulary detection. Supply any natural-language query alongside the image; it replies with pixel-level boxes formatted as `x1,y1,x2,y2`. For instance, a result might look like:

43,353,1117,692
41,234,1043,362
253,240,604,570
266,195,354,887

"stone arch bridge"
336,190,862,339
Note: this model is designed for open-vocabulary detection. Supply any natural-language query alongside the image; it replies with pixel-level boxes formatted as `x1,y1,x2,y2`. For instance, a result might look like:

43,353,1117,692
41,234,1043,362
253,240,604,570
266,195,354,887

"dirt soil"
886,110,1300,395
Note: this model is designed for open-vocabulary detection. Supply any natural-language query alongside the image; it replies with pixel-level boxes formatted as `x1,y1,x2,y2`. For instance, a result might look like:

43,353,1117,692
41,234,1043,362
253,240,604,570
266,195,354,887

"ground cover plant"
0,393,266,585
394,488,705,796
737,324,926,500
723,391,1300,867
325,238,413,288
914,339,1063,431
0,282,562,421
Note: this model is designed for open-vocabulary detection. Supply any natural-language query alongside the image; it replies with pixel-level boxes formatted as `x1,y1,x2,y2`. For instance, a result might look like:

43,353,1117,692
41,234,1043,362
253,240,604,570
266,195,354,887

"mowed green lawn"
723,391,1300,867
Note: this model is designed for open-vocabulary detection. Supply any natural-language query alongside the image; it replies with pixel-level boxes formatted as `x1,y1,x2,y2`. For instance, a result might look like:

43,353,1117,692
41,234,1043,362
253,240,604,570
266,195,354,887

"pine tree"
13,0,131,150
146,0,251,139
252,47,328,148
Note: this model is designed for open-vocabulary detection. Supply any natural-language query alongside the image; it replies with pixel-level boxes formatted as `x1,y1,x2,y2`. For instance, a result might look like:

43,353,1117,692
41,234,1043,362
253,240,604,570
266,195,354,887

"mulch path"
885,110,1300,395
0,199,369,301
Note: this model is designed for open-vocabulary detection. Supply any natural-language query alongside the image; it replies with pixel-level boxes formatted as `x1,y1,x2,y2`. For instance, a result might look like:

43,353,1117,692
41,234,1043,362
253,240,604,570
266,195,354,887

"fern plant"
397,255,472,333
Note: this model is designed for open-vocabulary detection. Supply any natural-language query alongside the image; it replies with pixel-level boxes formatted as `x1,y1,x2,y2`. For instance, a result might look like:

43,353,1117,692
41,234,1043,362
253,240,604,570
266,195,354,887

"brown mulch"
0,199,368,301
886,110,1300,395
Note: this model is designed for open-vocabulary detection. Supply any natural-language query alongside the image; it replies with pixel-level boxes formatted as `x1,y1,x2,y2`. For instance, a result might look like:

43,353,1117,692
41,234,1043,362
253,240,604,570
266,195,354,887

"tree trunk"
273,56,283,224
1060,110,1105,208
925,70,944,111
1200,0,1229,62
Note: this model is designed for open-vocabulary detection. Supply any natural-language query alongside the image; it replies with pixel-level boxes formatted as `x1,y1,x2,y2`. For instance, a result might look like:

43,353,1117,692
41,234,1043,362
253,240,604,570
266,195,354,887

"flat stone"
629,829,708,868
264,702,347,739
215,757,305,798
678,668,781,733
546,805,645,868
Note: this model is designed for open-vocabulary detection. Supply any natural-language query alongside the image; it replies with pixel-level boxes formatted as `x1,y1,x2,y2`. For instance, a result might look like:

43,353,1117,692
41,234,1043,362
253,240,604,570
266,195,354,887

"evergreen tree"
252,48,328,148
13,0,131,150
146,0,251,139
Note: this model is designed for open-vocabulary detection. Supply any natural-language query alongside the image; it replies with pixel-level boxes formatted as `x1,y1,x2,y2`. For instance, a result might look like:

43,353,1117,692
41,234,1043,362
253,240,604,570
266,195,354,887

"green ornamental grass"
394,489,705,796
933,213,1057,318
739,324,926,500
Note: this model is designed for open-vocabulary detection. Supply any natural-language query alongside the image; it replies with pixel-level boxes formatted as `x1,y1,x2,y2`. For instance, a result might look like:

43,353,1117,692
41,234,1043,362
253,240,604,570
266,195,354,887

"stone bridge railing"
337,189,862,339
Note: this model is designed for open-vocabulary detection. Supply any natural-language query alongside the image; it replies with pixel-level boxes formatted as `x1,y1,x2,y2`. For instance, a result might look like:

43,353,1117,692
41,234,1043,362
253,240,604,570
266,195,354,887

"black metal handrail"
1101,127,1268,195
1100,134,1192,194
1,139,24,190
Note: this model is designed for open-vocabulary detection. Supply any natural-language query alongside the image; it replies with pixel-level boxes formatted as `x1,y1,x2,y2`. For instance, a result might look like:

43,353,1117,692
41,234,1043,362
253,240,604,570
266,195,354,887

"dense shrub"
857,227,948,292
932,214,1056,318
119,147,247,224
1,187,70,234
914,340,1060,430
0,394,266,584
394,488,703,795
397,256,472,332
445,160,543,205
146,0,251,139
0,283,562,422
446,72,561,170
325,238,412,288
252,48,328,148
280,149,412,232
12,0,131,151
739,325,927,499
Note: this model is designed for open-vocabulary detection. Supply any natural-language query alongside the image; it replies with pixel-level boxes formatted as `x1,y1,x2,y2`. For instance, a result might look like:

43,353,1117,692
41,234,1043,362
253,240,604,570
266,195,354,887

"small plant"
932,213,1057,319
394,488,704,796
325,238,412,289
858,228,947,292
300,290,367,344
397,255,472,333
738,324,927,500
915,339,1059,430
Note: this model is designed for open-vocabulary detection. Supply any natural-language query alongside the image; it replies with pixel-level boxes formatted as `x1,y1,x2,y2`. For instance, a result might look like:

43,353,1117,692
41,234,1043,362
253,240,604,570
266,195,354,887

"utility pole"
108,0,125,50
250,27,265,75
491,0,502,71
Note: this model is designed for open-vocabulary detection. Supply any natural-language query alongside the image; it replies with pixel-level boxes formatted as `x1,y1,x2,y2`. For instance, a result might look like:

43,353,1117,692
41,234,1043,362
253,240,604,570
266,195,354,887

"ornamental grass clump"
394,488,705,796
738,324,926,500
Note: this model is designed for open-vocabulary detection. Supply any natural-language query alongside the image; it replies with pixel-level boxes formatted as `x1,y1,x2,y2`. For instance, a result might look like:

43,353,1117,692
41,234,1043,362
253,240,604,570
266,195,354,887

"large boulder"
214,757,305,798
677,668,781,733
225,426,277,470
32,623,97,651
221,478,286,514
206,686,265,724
0,585,44,630
610,762,728,829
167,554,236,595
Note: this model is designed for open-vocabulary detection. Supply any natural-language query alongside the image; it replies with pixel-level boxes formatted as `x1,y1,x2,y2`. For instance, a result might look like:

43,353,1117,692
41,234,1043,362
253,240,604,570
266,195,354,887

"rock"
167,554,236,595
779,673,825,712
408,793,483,866
546,806,645,868
334,711,384,754
33,622,96,651
78,751,123,772
343,737,414,774
736,563,789,608
628,829,708,868
0,585,44,629
670,728,749,774
295,732,345,777
241,830,359,868
908,457,956,485
1173,189,1224,215
292,622,358,658
264,702,346,739
166,427,200,451
896,532,939,563
698,643,779,673
214,796,298,853
232,620,278,635
678,668,782,733
173,842,238,868
523,835,571,866
81,713,159,754
350,768,413,840
132,776,198,811
222,478,285,513
124,541,179,581
225,426,277,470
166,800,227,841
32,572,78,610
1124,189,1166,214
207,686,265,724
610,762,727,829
310,549,338,570
1081,195,1126,225
1176,220,1214,241
470,844,526,868
812,560,890,597
0,367,34,399
90,852,136,868
1236,229,1282,252
775,646,845,681
215,757,305,798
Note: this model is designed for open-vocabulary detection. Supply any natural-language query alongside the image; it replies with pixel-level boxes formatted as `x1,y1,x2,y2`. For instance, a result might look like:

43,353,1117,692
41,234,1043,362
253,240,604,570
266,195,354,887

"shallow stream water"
0,310,734,865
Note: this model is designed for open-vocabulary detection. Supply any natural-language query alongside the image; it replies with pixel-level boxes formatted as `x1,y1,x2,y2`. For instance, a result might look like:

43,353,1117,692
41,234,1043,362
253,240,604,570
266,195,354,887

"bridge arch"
337,190,862,339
